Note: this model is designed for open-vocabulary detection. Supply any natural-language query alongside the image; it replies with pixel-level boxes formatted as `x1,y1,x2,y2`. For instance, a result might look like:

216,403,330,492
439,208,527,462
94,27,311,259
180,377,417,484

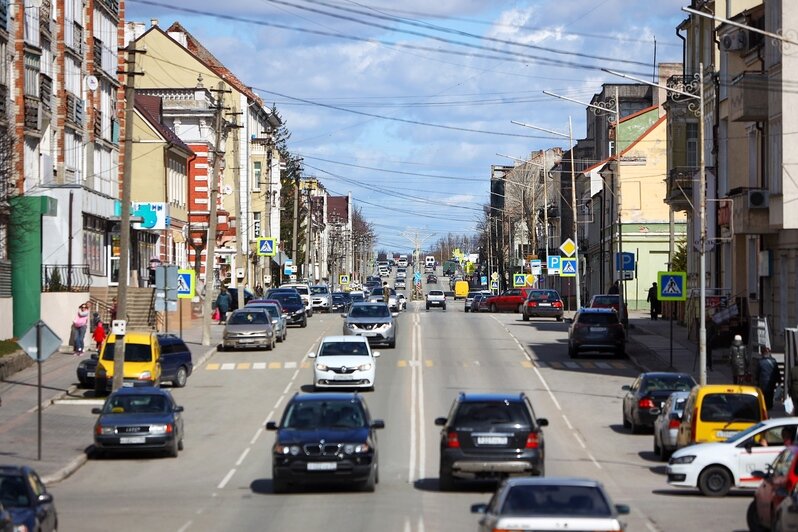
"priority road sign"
513,273,526,287
525,274,536,287
547,255,561,273
491,271,499,281
339,274,350,285
560,258,577,277
257,237,277,256
658,271,687,301
559,238,576,257
177,269,195,299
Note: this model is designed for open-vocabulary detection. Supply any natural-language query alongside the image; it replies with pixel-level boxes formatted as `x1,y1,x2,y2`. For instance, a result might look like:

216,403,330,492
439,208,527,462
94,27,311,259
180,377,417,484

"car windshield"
429,291,444,296
499,484,611,517
282,400,366,429
700,393,762,423
454,401,531,427
350,305,390,318
319,341,370,357
726,422,768,443
310,286,329,295
591,296,619,306
269,293,302,306
104,393,170,414
228,311,270,325
0,474,30,507
577,313,619,325
642,376,696,392
102,342,153,362
529,291,560,301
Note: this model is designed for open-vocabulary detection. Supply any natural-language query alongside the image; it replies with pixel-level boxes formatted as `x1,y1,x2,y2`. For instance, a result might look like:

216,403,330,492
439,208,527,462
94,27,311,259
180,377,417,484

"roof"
292,392,362,403
639,371,695,378
503,476,603,488
321,335,369,343
459,392,525,402
135,95,194,156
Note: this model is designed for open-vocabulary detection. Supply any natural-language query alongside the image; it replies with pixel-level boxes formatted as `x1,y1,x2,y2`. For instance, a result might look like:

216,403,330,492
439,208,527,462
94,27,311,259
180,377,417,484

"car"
0,465,57,532
367,286,399,312
349,290,366,303
309,336,380,391
245,301,288,342
77,352,99,388
266,392,385,493
454,280,470,300
396,268,407,280
464,290,490,313
0,502,11,532
567,307,626,358
471,477,629,532
589,294,629,327
426,289,446,310
310,285,333,313
652,390,691,461
427,274,438,284
522,289,564,321
342,302,398,348
621,372,696,434
483,288,535,313
279,283,313,317
667,418,798,497
748,444,798,531
435,392,548,491
225,287,255,311
330,292,352,313
394,278,406,290
220,308,276,351
91,386,185,458
396,293,407,311
772,469,798,532
476,292,494,312
265,289,308,327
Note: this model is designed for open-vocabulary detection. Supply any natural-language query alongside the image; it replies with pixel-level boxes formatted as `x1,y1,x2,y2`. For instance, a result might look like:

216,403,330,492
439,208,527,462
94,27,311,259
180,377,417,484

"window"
24,52,39,97
83,214,106,276
686,123,698,168
253,161,262,191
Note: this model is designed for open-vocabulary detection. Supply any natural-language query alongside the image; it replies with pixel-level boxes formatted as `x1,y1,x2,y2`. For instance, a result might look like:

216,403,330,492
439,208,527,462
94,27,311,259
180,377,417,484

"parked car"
475,293,494,312
652,390,691,461
91,386,185,458
245,301,288,343
567,308,626,358
310,285,333,313
279,283,313,317
667,418,798,496
589,294,629,327
521,289,564,321
621,372,696,434
266,392,384,492
748,444,798,531
464,290,490,312
436,392,548,490
342,302,398,348
265,289,308,327
77,353,99,388
220,308,276,351
0,465,57,532
484,288,535,313
309,336,380,391
330,292,353,313
471,477,629,532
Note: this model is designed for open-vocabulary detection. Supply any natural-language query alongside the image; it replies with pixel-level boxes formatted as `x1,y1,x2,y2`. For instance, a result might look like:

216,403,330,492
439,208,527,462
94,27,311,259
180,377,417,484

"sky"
127,0,688,253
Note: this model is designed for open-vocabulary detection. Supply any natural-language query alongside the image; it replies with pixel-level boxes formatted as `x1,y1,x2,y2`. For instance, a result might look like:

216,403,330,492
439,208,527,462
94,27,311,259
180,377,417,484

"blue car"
0,465,57,532
92,387,185,458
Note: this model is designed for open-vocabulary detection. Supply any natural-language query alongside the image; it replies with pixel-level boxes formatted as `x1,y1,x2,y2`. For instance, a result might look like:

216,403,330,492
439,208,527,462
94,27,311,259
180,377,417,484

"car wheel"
464,307,469,313
178,437,184,451
360,464,377,492
388,338,396,348
91,446,105,460
301,317,308,328
426,304,430,310
698,465,733,497
276,330,283,343
747,500,765,532
173,366,188,388
490,304,497,313
273,475,289,494
438,464,455,492
167,439,179,458
622,409,631,429
518,304,524,313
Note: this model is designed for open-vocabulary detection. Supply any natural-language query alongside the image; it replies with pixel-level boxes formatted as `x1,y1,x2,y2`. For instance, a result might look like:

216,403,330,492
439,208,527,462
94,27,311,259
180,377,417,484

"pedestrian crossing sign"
256,237,277,257
658,271,687,301
560,258,577,277
339,274,350,285
513,274,526,287
490,281,499,290
176,269,195,299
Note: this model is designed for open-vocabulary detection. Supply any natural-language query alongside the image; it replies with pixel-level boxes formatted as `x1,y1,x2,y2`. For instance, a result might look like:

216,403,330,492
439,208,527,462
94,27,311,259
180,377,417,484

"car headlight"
266,331,273,337
275,444,301,455
293,309,304,316
149,423,170,435
357,363,372,371
669,455,696,465
138,371,152,380
343,443,370,454
316,363,329,371
347,323,357,329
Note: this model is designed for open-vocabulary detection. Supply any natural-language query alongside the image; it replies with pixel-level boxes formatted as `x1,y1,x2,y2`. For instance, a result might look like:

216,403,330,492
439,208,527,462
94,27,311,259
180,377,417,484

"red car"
589,294,629,326
484,288,535,313
748,444,798,531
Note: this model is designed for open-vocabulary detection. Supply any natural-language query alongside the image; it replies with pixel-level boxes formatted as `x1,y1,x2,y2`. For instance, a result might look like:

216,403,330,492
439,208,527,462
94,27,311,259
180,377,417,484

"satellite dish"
85,75,99,92
222,184,233,195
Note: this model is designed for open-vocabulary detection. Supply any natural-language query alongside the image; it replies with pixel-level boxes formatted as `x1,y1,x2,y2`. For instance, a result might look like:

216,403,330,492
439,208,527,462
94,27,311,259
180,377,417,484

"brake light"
638,398,656,409
527,301,538,308
669,418,681,430
553,301,562,308
446,432,460,448
525,432,539,449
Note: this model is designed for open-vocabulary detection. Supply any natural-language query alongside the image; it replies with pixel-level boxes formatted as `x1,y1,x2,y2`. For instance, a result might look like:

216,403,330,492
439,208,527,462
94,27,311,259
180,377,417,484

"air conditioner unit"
748,189,769,209
721,30,749,52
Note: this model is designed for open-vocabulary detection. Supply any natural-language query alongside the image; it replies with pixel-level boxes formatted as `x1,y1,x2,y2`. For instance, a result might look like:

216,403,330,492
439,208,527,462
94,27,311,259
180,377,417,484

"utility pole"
614,87,626,329
569,117,581,310
291,172,300,283
304,183,312,283
201,82,229,346
230,114,245,309
113,42,144,391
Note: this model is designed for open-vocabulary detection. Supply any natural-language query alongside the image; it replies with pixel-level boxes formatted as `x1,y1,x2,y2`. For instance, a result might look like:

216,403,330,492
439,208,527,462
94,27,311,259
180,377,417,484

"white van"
425,255,435,270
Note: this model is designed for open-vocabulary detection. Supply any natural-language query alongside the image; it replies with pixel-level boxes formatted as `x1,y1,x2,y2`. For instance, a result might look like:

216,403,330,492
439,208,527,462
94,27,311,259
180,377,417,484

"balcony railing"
94,109,102,137
42,264,92,292
23,95,39,130
667,166,696,208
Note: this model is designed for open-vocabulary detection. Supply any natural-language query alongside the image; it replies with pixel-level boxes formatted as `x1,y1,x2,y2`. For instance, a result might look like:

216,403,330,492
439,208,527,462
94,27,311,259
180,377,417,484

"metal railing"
41,264,92,292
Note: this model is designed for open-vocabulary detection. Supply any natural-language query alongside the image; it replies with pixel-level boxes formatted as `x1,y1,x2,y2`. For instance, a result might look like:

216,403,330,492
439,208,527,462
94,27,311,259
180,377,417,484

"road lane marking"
595,362,611,369
237,363,251,370
284,361,297,369
268,362,281,369
274,396,283,409
177,520,192,532
416,320,426,481
563,361,580,369
562,414,574,430
573,432,587,449
206,363,220,370
217,468,236,489
283,383,292,394
301,361,311,368
253,362,267,369
250,427,263,445
235,447,250,466
221,363,235,370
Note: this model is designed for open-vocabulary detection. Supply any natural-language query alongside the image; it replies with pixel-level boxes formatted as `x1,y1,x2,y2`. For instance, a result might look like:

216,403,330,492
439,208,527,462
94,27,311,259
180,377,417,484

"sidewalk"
0,318,220,484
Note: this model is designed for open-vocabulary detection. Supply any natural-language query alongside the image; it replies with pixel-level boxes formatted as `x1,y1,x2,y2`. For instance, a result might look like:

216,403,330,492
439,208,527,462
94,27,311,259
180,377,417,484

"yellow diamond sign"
559,238,576,258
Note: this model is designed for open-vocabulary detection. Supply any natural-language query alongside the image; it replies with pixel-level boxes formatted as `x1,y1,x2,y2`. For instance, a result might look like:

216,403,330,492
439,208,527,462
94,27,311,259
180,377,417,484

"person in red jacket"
92,319,107,351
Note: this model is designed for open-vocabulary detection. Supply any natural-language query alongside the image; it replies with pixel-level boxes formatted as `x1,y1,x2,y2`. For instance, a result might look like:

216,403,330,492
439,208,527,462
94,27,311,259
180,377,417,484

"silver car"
246,302,287,343
310,285,333,313
368,287,399,312
343,302,398,348
652,390,690,461
221,309,275,351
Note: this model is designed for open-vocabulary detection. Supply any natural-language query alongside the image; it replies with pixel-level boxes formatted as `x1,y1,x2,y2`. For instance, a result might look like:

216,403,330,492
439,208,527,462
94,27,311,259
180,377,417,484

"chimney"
151,19,159,27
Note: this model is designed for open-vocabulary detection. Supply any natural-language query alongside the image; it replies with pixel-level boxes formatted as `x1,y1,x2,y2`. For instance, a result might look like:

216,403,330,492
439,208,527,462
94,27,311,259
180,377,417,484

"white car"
667,418,798,497
309,335,380,391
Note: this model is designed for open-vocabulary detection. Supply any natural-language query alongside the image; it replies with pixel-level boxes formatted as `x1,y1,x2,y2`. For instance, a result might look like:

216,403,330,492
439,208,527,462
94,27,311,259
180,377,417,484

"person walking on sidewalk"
608,280,620,294
646,282,661,320
215,286,232,324
758,348,780,410
729,335,748,384
71,303,90,356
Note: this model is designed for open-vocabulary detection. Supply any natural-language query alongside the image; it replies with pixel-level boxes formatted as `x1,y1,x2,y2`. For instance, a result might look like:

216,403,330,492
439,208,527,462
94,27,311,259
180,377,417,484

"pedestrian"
608,280,620,294
71,303,90,356
646,282,661,320
382,281,391,303
758,348,780,410
215,286,232,324
729,335,748,385
110,297,117,321
789,363,798,416
92,318,107,351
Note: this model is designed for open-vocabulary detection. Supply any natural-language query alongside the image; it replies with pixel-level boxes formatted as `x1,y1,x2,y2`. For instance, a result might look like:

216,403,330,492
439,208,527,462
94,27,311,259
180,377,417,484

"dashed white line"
273,396,283,409
291,369,300,380
561,414,574,430
250,427,263,445
573,432,587,449
283,382,292,394
177,520,192,532
217,468,236,489
264,410,275,425
236,447,250,466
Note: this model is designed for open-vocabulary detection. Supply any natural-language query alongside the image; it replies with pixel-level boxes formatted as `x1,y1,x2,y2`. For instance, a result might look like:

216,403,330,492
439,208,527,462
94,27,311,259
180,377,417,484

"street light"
601,65,708,385
511,119,582,310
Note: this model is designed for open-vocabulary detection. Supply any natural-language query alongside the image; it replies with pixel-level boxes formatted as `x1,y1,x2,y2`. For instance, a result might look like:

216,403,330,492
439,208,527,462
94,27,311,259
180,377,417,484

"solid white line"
417,322,426,481
217,468,236,489
561,414,574,430
418,515,425,532
283,382,291,394
403,517,411,532
53,399,105,405
250,427,263,445
408,325,418,484
235,447,250,466
273,396,283,410
532,366,562,411
176,520,192,532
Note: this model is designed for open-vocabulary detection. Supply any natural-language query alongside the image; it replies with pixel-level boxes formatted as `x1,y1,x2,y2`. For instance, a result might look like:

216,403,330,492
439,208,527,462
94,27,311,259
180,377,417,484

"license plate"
717,430,738,439
87,372,95,377
477,436,508,445
590,327,608,333
539,303,551,307
238,339,254,344
122,381,134,388
307,462,337,471
119,436,146,444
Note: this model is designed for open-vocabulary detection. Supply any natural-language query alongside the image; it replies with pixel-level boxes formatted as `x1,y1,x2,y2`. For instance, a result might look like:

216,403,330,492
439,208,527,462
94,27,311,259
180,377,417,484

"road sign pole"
37,321,42,461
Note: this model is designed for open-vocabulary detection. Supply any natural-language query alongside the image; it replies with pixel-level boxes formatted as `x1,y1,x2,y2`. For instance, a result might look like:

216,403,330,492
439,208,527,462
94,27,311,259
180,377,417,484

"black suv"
265,289,308,327
435,392,548,491
266,392,385,493
568,307,626,358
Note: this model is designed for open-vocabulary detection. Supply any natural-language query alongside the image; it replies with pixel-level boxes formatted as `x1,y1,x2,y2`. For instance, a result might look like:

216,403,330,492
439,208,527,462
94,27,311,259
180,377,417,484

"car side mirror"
371,419,385,429
434,417,447,426
91,407,102,414
537,418,549,427
37,493,54,504
650,408,661,416
621,385,631,391
373,351,381,358
341,313,347,318
266,421,278,431
470,503,488,514
615,504,630,515
752,470,767,479
174,406,184,413
307,352,316,358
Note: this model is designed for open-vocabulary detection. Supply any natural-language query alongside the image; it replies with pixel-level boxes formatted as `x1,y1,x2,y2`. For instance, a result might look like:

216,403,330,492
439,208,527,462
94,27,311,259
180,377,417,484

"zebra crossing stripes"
203,358,632,371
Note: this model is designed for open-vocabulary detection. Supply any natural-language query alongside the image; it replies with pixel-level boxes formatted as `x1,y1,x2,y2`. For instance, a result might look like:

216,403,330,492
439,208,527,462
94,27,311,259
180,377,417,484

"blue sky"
128,0,688,253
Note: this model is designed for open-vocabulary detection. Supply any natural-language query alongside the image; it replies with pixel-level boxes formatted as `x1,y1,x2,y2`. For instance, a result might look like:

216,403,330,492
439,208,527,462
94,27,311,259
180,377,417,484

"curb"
42,452,88,485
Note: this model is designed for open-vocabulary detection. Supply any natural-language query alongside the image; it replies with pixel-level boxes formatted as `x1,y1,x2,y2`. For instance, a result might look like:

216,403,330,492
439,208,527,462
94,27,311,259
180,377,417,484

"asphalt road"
49,282,750,531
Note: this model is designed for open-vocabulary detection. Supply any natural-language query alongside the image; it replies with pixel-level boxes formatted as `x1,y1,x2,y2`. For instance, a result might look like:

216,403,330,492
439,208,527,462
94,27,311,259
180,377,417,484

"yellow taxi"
95,331,162,393
676,384,768,448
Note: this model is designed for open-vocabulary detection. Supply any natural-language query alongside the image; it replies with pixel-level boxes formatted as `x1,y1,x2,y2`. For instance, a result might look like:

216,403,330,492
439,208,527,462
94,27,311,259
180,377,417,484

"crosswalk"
203,359,633,371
